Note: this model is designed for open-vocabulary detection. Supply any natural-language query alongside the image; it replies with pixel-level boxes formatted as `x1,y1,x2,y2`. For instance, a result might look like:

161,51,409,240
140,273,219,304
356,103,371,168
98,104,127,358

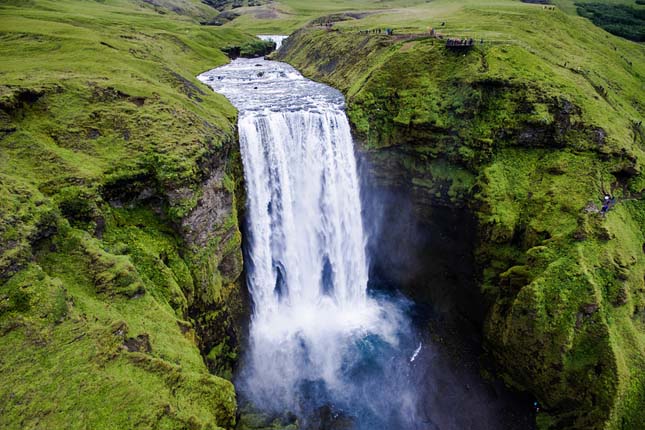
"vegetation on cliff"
0,0,257,428
276,1,645,428
2,0,644,429
575,2,645,41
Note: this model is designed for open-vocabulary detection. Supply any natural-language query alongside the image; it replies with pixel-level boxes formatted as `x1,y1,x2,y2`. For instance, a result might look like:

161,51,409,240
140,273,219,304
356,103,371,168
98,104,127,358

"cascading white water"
239,109,369,307
199,58,416,427
257,34,288,50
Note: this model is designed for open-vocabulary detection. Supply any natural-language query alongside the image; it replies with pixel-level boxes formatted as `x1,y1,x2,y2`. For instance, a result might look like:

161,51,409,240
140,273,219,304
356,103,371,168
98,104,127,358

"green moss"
0,211,239,429
103,207,191,312
576,3,645,42
278,7,645,428
0,0,253,428
236,405,299,430
473,148,644,429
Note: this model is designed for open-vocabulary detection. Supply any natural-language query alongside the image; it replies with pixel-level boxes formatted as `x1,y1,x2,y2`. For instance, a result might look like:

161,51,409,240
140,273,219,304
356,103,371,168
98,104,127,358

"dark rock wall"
358,150,483,331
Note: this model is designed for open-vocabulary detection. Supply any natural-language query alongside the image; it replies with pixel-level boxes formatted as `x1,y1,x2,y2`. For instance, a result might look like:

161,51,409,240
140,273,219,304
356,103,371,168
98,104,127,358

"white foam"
200,58,407,411
258,34,289,50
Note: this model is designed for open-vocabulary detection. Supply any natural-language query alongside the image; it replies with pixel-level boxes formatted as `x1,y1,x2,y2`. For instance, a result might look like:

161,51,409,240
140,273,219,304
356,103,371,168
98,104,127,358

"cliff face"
277,26,645,429
0,1,252,428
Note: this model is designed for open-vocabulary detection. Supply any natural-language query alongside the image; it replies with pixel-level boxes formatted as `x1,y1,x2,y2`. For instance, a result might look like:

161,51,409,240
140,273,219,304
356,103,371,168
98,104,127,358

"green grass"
575,2,645,41
221,0,430,33
0,1,254,428
554,0,642,15
276,2,644,428
218,0,645,39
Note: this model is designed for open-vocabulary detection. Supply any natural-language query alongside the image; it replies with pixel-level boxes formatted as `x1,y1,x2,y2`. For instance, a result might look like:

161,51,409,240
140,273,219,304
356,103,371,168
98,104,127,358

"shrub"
575,3,645,42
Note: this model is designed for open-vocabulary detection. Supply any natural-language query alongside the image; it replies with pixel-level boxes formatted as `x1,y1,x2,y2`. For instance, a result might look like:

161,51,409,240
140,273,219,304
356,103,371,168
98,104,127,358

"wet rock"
129,96,145,107
180,171,232,248
166,187,194,208
86,128,101,139
582,303,599,315
94,216,105,239
592,127,606,147
612,284,628,307
124,334,152,353
584,202,600,213
575,312,584,328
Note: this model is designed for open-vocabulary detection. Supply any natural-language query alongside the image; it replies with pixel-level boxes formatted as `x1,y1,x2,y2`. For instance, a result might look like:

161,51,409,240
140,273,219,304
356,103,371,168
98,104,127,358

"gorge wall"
0,2,266,427
277,27,645,430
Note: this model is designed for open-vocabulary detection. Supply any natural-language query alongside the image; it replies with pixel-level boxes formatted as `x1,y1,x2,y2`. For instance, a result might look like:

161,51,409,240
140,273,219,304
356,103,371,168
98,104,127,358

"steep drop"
200,59,418,429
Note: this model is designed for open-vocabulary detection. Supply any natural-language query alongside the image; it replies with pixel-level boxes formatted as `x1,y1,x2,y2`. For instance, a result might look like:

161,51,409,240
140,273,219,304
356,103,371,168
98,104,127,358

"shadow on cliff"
357,152,536,430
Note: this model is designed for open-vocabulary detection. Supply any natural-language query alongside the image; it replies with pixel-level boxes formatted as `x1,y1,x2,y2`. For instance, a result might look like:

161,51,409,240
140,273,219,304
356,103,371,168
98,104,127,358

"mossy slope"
277,2,645,428
0,0,254,428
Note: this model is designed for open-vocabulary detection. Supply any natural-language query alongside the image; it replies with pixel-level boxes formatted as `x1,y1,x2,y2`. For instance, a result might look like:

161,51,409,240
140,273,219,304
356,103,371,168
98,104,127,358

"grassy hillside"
574,2,645,42
218,0,428,33
0,1,259,428
2,0,643,429
554,0,641,15
276,0,645,428
215,0,645,41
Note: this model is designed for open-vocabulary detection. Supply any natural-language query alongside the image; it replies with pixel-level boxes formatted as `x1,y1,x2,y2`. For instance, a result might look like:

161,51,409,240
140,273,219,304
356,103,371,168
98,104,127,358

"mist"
201,56,533,430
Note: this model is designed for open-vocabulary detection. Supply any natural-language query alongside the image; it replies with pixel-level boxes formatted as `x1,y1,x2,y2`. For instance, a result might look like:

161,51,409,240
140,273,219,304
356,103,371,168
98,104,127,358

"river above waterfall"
199,58,343,113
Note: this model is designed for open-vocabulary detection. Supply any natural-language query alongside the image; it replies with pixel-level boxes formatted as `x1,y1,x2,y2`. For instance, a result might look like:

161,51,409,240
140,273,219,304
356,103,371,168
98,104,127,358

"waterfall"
258,34,288,50
238,106,404,405
240,109,369,308
199,58,417,428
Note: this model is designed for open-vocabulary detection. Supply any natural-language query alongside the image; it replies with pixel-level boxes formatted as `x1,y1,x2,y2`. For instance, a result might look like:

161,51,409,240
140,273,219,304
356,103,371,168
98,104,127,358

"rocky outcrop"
181,139,247,380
